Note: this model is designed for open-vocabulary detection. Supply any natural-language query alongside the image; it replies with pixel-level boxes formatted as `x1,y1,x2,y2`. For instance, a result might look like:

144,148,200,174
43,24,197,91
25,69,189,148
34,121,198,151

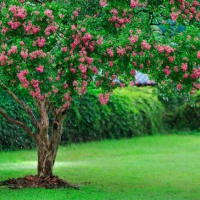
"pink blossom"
37,37,46,48
107,48,114,57
73,80,78,86
130,0,139,8
130,70,136,75
92,66,98,74
35,65,44,73
141,40,151,50
35,11,39,15
181,63,188,72
177,83,182,90
128,35,138,44
20,49,28,59
174,66,179,72
61,47,68,52
0,52,8,66
64,93,70,100
79,64,87,73
56,76,60,81
8,46,18,56
117,47,125,56
8,21,21,29
99,93,109,105
99,0,107,7
63,83,68,89
85,57,94,65
163,66,171,76
44,9,54,20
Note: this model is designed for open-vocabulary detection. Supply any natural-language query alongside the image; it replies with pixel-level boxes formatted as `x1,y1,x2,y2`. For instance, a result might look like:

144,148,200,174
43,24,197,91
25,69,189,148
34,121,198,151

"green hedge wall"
0,87,165,150
0,89,35,150
1,86,198,150
62,87,164,143
160,91,200,132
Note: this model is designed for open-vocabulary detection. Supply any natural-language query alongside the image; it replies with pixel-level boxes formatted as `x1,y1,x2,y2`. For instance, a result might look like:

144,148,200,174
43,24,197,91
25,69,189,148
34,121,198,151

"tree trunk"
37,142,55,178
36,108,66,178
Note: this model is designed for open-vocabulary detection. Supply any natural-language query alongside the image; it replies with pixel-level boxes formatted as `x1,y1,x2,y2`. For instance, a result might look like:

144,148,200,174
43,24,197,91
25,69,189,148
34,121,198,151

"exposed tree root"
0,175,79,189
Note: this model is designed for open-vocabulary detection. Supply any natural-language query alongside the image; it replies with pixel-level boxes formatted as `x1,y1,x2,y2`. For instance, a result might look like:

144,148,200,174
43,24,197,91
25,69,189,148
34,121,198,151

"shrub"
159,90,200,132
62,87,165,143
0,89,35,150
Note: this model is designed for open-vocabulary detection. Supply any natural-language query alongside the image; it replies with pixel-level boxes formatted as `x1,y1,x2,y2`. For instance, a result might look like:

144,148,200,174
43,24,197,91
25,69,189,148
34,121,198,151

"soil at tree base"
0,175,79,189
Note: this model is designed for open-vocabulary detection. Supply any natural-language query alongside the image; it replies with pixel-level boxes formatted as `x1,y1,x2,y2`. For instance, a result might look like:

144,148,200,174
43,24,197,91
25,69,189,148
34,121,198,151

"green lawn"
1,134,200,200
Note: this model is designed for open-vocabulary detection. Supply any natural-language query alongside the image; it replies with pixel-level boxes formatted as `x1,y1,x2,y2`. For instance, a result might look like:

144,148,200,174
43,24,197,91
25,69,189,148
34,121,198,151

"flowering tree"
0,0,199,183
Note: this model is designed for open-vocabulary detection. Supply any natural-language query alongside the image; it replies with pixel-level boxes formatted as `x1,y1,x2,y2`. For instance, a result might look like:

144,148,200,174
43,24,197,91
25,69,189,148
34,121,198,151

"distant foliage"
0,89,35,150
62,87,164,143
1,87,199,150
160,90,200,132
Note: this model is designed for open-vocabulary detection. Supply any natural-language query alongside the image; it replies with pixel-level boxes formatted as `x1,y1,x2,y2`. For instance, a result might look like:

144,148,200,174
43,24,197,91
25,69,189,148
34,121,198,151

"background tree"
0,0,199,184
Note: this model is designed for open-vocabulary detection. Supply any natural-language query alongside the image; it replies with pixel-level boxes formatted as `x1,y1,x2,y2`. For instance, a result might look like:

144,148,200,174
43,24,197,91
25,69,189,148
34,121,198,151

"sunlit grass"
1,134,200,200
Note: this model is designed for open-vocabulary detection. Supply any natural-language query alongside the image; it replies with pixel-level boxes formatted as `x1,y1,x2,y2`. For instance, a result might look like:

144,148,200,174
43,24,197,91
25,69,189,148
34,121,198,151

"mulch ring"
0,175,79,189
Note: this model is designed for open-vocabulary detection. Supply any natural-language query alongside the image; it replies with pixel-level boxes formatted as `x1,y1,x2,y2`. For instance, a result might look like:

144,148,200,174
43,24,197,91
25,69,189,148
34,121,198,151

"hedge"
62,87,164,143
1,86,198,150
160,90,200,132
0,87,165,150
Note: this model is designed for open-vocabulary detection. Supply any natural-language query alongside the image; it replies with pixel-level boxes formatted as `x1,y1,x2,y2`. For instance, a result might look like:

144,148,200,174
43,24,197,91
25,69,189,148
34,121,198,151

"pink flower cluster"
109,9,132,28
44,23,59,36
35,65,44,73
8,46,18,56
117,47,125,56
29,50,46,60
181,63,188,72
23,21,40,35
107,48,114,57
99,0,107,7
30,79,44,100
99,93,109,105
170,0,200,22
44,9,54,20
163,66,171,76
20,49,28,59
37,37,46,48
0,52,8,66
141,40,151,50
156,44,175,55
9,5,27,20
191,68,200,79
130,0,139,8
8,21,21,29
17,70,29,88
128,34,138,45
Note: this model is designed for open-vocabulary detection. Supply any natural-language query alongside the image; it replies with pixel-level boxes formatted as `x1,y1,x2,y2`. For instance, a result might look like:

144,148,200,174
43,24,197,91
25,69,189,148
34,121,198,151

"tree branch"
0,108,37,140
0,84,39,129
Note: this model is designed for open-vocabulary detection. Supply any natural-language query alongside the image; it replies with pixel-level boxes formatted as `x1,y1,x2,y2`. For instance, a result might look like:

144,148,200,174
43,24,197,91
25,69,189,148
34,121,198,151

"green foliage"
0,89,35,150
0,87,164,150
1,86,199,150
62,87,164,143
160,90,200,132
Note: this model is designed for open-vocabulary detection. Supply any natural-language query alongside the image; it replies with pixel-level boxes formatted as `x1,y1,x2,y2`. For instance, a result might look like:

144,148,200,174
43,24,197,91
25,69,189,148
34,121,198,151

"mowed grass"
1,134,200,200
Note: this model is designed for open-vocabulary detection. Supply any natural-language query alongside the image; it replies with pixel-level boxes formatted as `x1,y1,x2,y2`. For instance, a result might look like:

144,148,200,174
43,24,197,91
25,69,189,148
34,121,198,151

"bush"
173,91,200,131
160,90,200,132
62,87,165,143
0,86,165,150
0,89,36,150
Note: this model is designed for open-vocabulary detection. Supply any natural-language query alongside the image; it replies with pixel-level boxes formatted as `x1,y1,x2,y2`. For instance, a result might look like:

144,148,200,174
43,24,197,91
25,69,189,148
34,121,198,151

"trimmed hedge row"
0,89,35,150
0,87,164,150
62,87,164,143
0,87,199,150
162,91,200,132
